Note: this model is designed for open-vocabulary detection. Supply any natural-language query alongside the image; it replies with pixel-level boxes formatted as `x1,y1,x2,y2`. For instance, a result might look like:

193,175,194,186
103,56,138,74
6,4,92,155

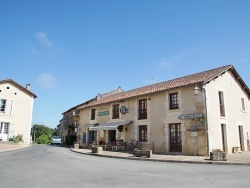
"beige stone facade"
61,65,250,156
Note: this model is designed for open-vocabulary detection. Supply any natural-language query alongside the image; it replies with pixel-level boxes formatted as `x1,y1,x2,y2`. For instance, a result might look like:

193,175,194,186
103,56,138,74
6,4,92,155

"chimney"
26,84,30,91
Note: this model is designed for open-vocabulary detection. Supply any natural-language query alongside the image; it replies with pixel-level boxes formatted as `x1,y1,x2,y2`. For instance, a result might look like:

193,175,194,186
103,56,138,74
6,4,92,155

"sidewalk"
1,142,249,166
0,141,30,153
70,147,250,166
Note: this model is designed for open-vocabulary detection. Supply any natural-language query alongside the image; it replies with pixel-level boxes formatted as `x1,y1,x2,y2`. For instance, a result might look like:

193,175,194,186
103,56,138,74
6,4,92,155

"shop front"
88,120,132,146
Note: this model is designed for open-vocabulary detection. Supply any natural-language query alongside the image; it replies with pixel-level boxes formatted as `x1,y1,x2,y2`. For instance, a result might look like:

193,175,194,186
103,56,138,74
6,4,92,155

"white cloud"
37,73,56,88
34,32,52,48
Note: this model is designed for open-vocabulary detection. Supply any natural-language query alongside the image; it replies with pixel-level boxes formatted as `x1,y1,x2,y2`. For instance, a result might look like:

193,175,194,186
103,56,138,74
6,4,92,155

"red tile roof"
77,64,249,109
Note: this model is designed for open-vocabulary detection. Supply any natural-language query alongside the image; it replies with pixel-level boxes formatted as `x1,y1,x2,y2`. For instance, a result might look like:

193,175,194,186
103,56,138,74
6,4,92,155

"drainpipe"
203,86,210,156
151,141,154,153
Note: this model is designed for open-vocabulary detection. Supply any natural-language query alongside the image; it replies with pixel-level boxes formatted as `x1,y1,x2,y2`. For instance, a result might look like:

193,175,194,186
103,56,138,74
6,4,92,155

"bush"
13,134,23,143
36,134,50,144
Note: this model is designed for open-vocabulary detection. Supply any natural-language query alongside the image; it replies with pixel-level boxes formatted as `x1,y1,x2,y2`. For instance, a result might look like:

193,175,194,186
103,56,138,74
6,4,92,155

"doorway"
108,130,116,142
169,123,182,152
239,126,244,151
88,130,97,144
221,124,227,152
0,122,9,141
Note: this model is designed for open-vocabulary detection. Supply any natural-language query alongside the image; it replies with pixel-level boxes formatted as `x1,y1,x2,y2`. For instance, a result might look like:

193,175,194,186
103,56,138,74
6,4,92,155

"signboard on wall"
98,111,109,116
191,132,198,137
178,113,203,120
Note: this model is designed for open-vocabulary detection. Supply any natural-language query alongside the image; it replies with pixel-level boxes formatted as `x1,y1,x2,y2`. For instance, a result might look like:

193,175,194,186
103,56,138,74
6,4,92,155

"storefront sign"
120,106,127,114
74,116,80,121
178,113,203,120
98,111,109,116
191,132,197,137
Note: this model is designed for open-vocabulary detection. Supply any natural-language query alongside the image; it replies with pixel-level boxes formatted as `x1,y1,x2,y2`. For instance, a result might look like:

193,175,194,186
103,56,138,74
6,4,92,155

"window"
0,122,9,134
138,99,147,120
4,122,9,134
0,99,6,112
169,93,179,110
139,125,147,142
112,104,119,119
90,109,96,120
0,123,3,133
241,98,246,111
218,91,225,116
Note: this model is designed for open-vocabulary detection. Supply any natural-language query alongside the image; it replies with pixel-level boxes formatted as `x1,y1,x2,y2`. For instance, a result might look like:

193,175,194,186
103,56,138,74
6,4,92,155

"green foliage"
31,124,57,143
13,134,23,143
36,134,50,144
67,124,75,130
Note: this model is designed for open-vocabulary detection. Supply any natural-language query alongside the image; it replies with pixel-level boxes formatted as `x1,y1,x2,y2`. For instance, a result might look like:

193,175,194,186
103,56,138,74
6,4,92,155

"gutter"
202,85,210,156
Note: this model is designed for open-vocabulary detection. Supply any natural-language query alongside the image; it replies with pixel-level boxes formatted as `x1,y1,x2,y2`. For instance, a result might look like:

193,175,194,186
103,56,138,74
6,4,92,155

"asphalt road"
0,145,249,188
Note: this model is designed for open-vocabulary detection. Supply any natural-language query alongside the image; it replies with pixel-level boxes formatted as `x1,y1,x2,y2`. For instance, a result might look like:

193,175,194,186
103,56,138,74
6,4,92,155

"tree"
36,134,50,144
31,124,57,143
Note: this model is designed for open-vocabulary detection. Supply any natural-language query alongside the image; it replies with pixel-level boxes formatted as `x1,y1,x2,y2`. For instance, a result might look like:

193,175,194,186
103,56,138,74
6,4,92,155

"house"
70,65,249,156
0,79,37,144
59,87,124,145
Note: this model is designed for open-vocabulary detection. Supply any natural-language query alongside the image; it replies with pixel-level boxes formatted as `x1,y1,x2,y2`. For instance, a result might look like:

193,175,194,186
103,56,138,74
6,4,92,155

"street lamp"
193,84,199,96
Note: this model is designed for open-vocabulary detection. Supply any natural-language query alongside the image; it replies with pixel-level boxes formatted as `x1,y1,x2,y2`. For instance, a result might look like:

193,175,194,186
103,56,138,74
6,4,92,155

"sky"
1,0,250,128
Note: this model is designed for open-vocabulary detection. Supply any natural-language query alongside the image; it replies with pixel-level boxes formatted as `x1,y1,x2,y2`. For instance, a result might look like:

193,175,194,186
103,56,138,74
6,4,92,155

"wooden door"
170,123,182,152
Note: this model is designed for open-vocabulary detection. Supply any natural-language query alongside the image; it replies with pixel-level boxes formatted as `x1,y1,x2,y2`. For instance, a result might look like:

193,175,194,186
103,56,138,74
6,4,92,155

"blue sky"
1,0,250,128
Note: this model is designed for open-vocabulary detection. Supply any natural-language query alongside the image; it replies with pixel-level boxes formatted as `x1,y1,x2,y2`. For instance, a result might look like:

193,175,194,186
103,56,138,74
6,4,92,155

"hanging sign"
178,113,203,120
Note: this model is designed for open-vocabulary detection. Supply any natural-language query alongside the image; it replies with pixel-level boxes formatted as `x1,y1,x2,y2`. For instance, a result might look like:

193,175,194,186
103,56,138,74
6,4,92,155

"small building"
73,65,249,155
0,79,37,144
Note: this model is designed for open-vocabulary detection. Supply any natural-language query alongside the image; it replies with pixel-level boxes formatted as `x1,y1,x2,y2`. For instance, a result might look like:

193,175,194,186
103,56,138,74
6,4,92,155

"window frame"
241,98,246,111
218,91,225,117
138,99,147,120
0,99,6,113
169,92,179,110
90,109,96,120
139,125,147,142
112,104,120,119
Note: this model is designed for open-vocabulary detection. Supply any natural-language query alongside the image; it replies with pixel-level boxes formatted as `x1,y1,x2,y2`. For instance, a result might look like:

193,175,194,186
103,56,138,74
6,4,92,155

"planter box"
133,150,152,158
210,152,227,161
92,146,103,154
74,144,79,149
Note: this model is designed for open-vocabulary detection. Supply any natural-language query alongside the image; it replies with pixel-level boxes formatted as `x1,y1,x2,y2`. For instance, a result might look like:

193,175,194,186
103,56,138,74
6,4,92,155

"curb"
69,148,250,166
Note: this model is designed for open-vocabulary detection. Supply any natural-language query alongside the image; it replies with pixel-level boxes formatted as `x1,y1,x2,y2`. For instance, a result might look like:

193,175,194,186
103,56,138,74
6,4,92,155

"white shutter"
5,99,13,115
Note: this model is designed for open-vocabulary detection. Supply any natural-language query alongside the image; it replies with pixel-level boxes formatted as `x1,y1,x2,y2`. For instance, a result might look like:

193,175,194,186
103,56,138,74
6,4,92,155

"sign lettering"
178,113,203,120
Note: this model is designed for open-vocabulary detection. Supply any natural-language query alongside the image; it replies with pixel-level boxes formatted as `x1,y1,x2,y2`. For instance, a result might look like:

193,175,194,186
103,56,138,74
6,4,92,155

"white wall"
206,71,250,153
0,82,34,144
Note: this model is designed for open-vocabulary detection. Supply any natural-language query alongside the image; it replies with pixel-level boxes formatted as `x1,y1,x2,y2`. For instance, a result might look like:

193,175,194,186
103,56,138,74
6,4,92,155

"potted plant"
133,148,152,158
210,149,227,161
13,134,23,144
92,145,103,154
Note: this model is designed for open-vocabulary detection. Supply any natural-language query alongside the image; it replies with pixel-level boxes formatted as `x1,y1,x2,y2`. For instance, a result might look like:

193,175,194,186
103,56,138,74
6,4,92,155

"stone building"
68,65,249,155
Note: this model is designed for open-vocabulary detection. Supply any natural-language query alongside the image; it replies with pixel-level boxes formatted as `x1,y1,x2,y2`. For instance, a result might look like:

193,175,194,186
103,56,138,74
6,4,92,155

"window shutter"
5,99,13,115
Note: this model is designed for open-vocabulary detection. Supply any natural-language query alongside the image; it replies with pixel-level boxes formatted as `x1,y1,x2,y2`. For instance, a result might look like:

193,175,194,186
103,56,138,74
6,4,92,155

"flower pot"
210,152,227,161
133,150,152,158
74,144,79,149
92,146,103,154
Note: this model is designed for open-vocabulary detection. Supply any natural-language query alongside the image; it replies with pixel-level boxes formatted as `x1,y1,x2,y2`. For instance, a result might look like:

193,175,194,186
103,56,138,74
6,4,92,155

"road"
0,145,249,188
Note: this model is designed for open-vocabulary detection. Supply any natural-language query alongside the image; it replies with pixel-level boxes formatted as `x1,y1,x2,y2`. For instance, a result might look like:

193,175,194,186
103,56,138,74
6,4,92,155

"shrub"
13,134,23,143
36,134,50,144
